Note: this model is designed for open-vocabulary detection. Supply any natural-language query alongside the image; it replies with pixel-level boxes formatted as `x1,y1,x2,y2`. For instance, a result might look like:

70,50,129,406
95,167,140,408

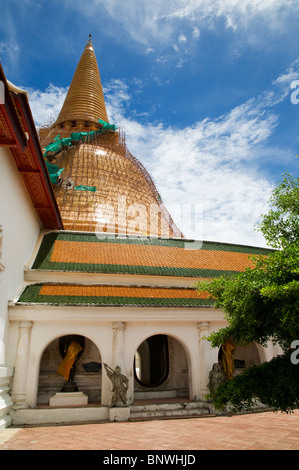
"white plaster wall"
22,319,114,407
22,320,204,406
8,302,280,415
0,147,41,365
9,311,223,407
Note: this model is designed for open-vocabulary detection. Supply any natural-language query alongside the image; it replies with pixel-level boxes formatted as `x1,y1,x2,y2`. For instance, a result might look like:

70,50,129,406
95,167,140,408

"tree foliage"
196,170,299,412
210,354,299,413
258,172,299,249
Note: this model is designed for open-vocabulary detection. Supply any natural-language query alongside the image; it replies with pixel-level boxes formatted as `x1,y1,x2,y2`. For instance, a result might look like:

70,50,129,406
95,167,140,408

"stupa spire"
54,36,109,128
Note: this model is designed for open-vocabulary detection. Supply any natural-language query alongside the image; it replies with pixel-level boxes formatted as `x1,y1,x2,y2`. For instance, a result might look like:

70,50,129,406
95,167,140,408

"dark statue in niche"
221,339,235,379
57,335,85,392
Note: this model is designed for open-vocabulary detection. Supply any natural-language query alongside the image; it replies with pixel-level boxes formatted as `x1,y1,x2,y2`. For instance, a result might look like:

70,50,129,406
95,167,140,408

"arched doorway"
134,334,190,401
135,335,169,387
37,335,102,405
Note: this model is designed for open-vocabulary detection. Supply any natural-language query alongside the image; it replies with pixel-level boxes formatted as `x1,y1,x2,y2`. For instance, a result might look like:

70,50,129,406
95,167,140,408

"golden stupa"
41,36,182,237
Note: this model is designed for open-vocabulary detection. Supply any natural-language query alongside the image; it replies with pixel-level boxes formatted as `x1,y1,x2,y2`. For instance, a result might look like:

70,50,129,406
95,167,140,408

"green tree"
196,171,299,413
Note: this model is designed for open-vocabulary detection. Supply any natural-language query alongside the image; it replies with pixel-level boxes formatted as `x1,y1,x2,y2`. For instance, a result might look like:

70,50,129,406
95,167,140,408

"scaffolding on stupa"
38,38,183,238
40,122,183,238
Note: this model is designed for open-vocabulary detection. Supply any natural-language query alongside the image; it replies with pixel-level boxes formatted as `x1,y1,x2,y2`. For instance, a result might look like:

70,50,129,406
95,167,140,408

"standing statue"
57,340,83,391
222,339,235,379
208,363,224,392
104,363,129,407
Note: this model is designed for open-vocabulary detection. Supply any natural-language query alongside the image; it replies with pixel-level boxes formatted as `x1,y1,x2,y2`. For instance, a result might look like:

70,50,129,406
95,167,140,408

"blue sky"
1,0,299,246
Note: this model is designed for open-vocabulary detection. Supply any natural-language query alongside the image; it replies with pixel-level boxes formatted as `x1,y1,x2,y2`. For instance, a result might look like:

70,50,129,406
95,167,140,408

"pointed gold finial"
53,37,109,127
87,34,93,45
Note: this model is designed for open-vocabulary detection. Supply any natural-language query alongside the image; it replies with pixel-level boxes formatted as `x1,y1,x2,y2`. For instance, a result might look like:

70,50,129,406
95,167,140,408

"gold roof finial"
53,37,109,127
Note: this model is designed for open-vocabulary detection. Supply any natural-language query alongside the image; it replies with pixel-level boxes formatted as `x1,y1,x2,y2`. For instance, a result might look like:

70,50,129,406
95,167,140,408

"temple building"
0,38,281,427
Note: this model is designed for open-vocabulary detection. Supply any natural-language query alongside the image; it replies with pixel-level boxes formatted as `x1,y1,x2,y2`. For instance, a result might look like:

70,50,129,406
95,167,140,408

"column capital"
112,321,126,331
197,321,209,331
197,322,210,341
19,321,33,329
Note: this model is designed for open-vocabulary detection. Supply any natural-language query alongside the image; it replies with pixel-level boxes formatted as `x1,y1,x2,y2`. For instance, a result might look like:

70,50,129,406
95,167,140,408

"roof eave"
0,63,63,230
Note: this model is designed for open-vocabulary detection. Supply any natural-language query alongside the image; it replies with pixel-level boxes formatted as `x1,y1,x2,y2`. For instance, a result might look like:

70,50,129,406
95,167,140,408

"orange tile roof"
18,283,212,307
32,232,273,278
51,239,256,272
39,284,207,299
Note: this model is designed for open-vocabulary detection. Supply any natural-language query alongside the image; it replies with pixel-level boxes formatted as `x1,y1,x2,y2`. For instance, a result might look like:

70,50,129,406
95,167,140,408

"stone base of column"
0,366,14,426
11,393,28,409
108,406,130,422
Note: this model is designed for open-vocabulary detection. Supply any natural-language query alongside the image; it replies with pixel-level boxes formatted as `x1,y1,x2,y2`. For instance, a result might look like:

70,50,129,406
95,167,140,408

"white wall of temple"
8,319,113,408
0,146,41,427
8,305,226,408
0,147,41,365
8,303,282,411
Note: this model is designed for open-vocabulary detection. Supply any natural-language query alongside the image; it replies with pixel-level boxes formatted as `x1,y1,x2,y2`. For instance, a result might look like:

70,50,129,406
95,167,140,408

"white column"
11,321,33,408
112,321,126,371
110,321,132,406
197,321,210,397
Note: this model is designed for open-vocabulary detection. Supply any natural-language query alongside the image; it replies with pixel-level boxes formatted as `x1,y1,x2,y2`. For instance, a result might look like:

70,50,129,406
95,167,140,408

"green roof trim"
34,261,237,278
33,231,274,252
17,284,214,307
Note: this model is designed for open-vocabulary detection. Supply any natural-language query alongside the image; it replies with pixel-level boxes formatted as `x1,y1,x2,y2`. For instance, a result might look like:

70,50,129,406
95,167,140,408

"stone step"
130,401,211,420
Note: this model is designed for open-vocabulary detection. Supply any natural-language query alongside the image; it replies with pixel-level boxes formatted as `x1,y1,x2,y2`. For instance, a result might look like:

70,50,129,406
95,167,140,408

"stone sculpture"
208,363,224,392
104,363,129,407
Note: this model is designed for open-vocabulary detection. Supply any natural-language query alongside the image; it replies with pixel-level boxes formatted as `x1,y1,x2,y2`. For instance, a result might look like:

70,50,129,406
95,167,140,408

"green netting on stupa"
45,161,64,184
43,119,117,184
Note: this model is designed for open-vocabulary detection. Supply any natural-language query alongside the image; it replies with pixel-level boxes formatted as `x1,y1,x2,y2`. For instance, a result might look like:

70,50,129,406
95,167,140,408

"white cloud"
165,0,299,31
68,0,299,50
103,79,131,114
0,42,9,53
0,40,20,74
192,27,200,39
103,64,299,247
26,58,299,248
24,84,68,128
58,0,299,79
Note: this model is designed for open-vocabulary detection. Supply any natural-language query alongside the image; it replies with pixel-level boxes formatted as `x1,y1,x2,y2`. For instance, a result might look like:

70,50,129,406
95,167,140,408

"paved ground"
0,409,298,451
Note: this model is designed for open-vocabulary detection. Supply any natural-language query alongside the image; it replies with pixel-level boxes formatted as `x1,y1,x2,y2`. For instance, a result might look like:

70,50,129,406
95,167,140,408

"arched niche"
134,334,190,401
218,341,261,378
37,334,102,405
